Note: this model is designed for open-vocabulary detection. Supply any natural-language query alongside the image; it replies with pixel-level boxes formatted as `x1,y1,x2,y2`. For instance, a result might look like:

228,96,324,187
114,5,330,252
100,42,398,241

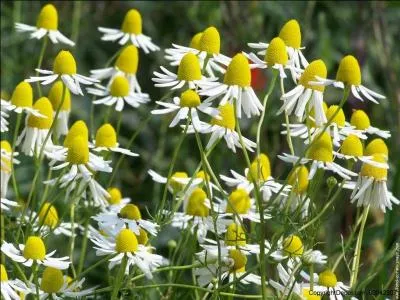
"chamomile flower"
279,132,357,180
90,46,145,94
1,264,30,300
90,228,167,279
198,53,263,118
48,81,71,138
26,50,97,95
220,153,289,201
0,99,15,132
151,89,219,129
153,53,212,90
94,203,158,236
279,60,328,126
27,266,95,299
165,26,228,77
9,82,43,117
87,75,150,111
15,4,75,46
285,166,311,219
1,236,70,269
350,153,399,212
311,55,385,103
191,103,256,153
249,19,308,70
104,187,131,211
92,123,138,157
98,9,159,53
1,141,20,198
16,97,57,158
349,109,390,139
246,37,301,81
169,187,224,242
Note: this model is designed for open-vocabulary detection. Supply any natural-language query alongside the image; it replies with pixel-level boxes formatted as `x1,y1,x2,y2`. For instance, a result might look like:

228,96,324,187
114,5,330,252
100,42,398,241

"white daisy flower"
48,80,72,138
103,187,131,212
8,82,43,117
349,109,391,139
87,75,150,112
246,36,302,82
27,266,96,300
152,89,219,129
198,53,263,118
188,103,256,153
26,50,97,95
310,55,385,103
1,264,30,300
1,141,20,198
165,27,229,77
90,228,167,279
248,19,309,70
147,169,203,195
98,9,159,53
1,236,70,269
0,99,15,132
94,203,158,237
279,132,357,180
15,4,75,46
153,53,214,90
91,123,138,157
278,60,328,126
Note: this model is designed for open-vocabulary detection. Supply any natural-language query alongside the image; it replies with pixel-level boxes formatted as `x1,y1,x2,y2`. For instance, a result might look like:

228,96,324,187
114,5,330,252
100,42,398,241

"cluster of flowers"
0,3,397,300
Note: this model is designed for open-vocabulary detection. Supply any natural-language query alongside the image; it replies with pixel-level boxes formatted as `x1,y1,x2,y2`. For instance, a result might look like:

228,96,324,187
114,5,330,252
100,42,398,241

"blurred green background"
1,1,399,298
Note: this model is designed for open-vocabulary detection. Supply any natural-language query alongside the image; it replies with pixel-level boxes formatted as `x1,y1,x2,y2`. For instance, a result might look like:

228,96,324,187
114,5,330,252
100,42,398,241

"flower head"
360,154,387,180
340,135,363,157
95,124,117,148
121,9,142,35
225,223,246,247
299,59,327,92
177,53,202,81
27,97,53,129
40,267,64,293
226,188,251,214
199,26,220,54
336,55,361,86
48,80,71,111
36,4,58,30
11,82,33,108
306,132,333,162
318,269,337,288
279,19,301,49
115,228,139,253
64,120,88,148
115,46,139,74
283,235,304,257
190,32,203,49
53,51,77,75
185,188,209,217
365,138,388,157
211,103,235,130
223,54,251,88
288,166,309,194
265,37,288,66
38,203,59,229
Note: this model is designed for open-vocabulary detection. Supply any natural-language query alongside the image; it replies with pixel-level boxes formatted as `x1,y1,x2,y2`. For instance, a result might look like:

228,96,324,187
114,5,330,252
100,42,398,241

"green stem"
77,219,90,275
36,36,48,97
111,256,127,300
280,78,295,155
11,113,22,200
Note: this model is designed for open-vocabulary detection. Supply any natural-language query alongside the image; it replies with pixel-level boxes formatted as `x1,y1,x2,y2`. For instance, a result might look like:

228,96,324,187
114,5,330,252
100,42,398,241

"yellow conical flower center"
48,81,71,111
110,76,130,97
340,135,363,157
229,249,247,272
1,140,12,173
36,4,58,30
63,120,88,148
185,188,209,217
40,267,64,293
265,37,288,66
0,264,8,282
326,105,346,127
307,102,328,128
190,32,203,50
288,166,309,194
180,89,201,107
225,223,246,246
177,53,202,81
336,55,361,86
306,132,333,162
53,51,77,75
247,153,271,182
226,188,251,214
169,172,188,193
66,136,89,164
121,9,142,34
115,229,138,253
196,170,210,182
38,203,59,229
360,154,387,180
119,204,142,220
302,288,321,300
365,139,388,156
199,26,220,54
23,236,46,260
223,53,251,87
350,110,370,130
11,82,33,108
115,46,139,74
95,123,117,148
318,269,338,288
279,19,301,49
107,187,122,205
283,235,304,257
27,97,54,129
299,60,327,91
136,228,148,245
210,103,235,130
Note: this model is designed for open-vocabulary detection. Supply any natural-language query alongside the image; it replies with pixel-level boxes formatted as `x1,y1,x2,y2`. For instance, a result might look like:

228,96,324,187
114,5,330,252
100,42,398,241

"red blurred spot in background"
251,67,267,92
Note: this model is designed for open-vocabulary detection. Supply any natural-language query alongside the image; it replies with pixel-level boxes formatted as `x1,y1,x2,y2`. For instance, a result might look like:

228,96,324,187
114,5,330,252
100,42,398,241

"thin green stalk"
70,254,115,283
116,110,123,137
11,113,22,200
77,219,90,275
36,36,48,97
111,256,127,300
280,78,295,155
69,196,77,278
